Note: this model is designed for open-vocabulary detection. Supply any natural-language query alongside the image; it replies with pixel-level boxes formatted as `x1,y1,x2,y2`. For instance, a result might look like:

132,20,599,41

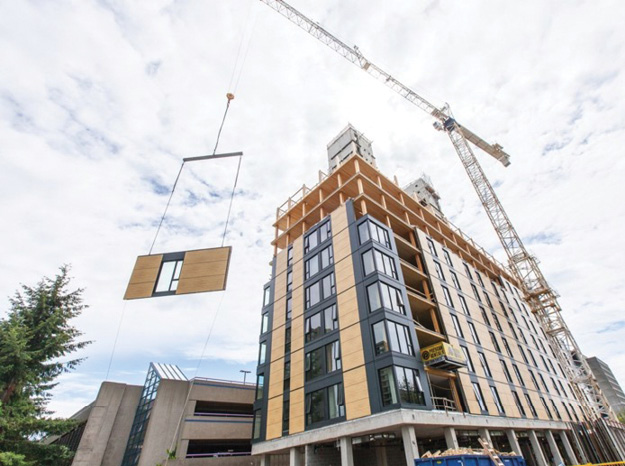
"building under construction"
251,126,625,466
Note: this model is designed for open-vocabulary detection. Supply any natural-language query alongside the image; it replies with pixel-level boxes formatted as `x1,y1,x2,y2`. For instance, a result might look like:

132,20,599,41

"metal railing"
431,396,457,412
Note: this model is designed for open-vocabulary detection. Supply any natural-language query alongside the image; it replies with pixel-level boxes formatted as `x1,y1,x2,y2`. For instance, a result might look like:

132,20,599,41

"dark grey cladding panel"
347,209,433,414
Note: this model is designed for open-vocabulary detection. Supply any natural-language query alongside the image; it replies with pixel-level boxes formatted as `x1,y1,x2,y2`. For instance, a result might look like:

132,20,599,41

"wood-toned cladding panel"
177,247,231,294
265,395,283,440
343,366,371,420
290,349,304,391
124,254,163,300
268,359,284,399
289,387,305,434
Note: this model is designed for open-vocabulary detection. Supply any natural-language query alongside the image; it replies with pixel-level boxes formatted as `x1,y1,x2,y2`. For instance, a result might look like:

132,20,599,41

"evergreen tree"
0,266,90,465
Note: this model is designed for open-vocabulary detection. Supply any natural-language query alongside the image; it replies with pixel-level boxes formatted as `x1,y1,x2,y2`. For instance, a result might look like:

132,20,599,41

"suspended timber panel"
123,246,232,300
124,254,163,300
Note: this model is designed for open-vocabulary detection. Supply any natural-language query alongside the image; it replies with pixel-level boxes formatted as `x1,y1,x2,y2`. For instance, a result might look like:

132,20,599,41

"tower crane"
258,0,617,429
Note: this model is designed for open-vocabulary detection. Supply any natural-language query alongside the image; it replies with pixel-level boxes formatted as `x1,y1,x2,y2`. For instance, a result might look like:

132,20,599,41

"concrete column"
339,437,354,466
260,455,271,466
444,427,459,450
402,426,419,466
479,428,493,446
545,431,564,466
304,445,313,466
558,431,578,465
376,445,389,466
506,430,522,456
568,429,588,464
528,430,549,466
290,447,304,466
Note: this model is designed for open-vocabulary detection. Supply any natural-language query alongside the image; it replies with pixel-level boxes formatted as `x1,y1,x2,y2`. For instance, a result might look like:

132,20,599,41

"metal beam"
183,151,243,162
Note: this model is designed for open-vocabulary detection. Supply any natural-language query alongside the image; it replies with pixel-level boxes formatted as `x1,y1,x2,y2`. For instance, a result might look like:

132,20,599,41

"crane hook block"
226,93,235,101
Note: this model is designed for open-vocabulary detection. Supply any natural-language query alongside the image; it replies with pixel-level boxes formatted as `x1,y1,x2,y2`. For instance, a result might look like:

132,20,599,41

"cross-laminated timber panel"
273,154,517,286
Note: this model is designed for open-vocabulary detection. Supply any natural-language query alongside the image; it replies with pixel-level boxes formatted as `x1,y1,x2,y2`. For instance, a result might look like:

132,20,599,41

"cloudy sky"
1,0,624,418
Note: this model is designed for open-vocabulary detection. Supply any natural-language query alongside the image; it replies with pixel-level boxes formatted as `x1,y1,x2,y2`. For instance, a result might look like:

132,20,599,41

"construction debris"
421,448,518,458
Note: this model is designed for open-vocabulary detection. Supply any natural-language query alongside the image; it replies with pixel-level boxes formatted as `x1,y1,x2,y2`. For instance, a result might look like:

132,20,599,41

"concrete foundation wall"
72,382,142,466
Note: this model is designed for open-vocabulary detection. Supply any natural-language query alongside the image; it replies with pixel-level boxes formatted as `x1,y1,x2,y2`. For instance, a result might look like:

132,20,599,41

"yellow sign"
421,342,466,366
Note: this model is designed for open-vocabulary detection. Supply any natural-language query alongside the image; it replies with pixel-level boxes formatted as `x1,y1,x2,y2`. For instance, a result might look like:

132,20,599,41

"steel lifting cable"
148,93,237,254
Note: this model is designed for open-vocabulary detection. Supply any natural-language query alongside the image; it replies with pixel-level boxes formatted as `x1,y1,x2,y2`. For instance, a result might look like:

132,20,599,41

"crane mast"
259,0,615,423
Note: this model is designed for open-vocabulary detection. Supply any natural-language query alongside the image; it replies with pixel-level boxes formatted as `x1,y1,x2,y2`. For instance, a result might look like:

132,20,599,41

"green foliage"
618,409,625,424
0,266,90,465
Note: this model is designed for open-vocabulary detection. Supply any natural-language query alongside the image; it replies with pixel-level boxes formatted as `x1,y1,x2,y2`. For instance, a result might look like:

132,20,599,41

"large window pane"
362,250,375,275
372,321,389,355
379,367,398,406
367,283,381,312
305,312,322,342
324,305,338,332
328,383,345,419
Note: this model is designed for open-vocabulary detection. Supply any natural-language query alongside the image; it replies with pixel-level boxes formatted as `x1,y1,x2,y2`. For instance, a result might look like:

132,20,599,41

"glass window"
529,370,540,390
328,383,345,419
305,311,323,342
253,410,262,439
518,345,528,364
326,340,341,372
283,360,290,391
443,249,453,267
362,250,375,276
305,229,319,253
358,222,370,244
512,364,524,386
478,352,491,377
472,382,487,411
463,263,473,281
451,314,464,338
322,273,335,298
287,246,293,267
512,391,526,417
323,304,338,332
305,256,319,279
319,221,331,243
282,399,289,434
469,322,480,344
379,366,398,406
459,295,470,315
480,307,491,326
476,271,485,287
263,286,271,307
284,327,291,353
363,249,397,279
539,373,549,392
551,400,562,420
450,271,461,290
471,284,482,303
502,337,512,357
286,297,292,320
501,360,513,383
490,332,501,352
490,386,505,414
305,389,325,425
541,397,553,419
306,282,320,309
258,342,267,365
359,220,391,248
442,286,455,308
320,246,333,269
484,293,493,309
261,313,269,334
426,237,438,257
388,321,414,355
367,282,405,314
509,323,518,339
155,260,183,293
372,321,389,355
434,261,446,281
286,270,293,292
256,374,264,400
525,393,538,417
395,366,425,405
305,347,324,381
492,313,502,331
461,345,474,372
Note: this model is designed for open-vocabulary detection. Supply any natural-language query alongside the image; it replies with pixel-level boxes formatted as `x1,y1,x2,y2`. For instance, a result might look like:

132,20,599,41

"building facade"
63,363,265,466
587,357,625,418
251,129,608,466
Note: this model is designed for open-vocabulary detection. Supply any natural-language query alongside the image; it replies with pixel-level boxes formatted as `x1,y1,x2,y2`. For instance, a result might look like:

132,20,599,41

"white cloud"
1,0,625,418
